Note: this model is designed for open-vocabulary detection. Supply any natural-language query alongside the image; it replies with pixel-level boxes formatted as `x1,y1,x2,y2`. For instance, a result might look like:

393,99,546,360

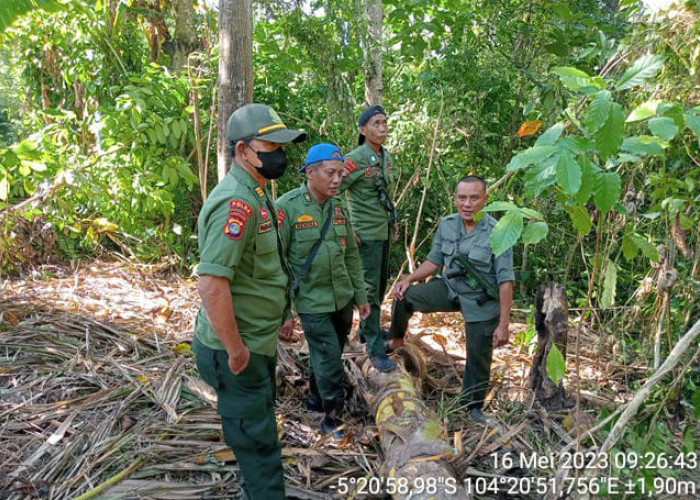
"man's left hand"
493,323,509,348
356,302,371,319
280,318,301,343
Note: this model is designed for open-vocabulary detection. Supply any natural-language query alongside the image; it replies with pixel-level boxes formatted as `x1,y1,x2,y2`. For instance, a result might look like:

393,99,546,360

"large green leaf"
648,117,679,141
616,54,665,91
519,207,544,220
560,136,595,154
552,66,601,92
630,234,659,261
482,201,520,213
594,103,624,159
546,344,566,385
0,0,64,33
626,100,660,122
684,113,700,137
574,156,596,204
584,91,612,134
535,122,565,146
567,205,592,235
594,172,622,213
490,211,524,257
524,157,557,198
506,146,559,171
556,150,582,195
621,136,665,156
622,234,639,261
522,221,549,245
600,258,617,309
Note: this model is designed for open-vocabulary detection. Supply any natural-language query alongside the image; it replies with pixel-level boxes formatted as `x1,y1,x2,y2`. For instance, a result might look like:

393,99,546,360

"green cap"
226,103,307,144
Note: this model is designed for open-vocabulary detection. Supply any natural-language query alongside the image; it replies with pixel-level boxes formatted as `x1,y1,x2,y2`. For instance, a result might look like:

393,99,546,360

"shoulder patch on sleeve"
225,199,253,239
229,199,254,216
224,217,245,240
343,158,359,176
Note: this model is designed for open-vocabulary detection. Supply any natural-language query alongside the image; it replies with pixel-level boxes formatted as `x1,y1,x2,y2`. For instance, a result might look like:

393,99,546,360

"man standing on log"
278,143,370,438
192,103,305,499
387,175,514,423
340,105,399,372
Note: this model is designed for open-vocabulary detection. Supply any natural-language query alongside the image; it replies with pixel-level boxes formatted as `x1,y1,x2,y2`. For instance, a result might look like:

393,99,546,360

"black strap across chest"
291,203,333,296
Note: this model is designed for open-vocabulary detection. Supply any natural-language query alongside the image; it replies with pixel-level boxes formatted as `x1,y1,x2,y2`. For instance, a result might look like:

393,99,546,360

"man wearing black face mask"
192,103,306,499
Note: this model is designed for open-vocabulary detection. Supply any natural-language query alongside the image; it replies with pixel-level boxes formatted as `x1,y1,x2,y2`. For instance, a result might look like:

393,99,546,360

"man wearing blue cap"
340,105,399,372
278,143,370,436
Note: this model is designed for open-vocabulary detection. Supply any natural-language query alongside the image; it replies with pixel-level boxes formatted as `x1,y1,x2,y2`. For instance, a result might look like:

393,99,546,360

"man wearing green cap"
192,103,306,499
278,143,370,437
340,105,399,372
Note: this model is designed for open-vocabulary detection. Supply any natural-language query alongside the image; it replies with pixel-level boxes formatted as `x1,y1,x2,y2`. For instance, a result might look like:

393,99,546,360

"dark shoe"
306,394,323,412
371,354,397,372
468,407,488,424
321,416,345,439
468,408,501,429
384,337,404,354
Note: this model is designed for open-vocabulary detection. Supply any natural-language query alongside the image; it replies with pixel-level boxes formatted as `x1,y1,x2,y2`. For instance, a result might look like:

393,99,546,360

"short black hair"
457,175,487,192
304,160,324,172
228,137,253,159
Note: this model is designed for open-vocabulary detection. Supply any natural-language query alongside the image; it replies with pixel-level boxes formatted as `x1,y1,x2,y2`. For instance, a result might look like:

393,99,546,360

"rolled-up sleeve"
426,222,446,266
494,247,515,284
196,199,251,282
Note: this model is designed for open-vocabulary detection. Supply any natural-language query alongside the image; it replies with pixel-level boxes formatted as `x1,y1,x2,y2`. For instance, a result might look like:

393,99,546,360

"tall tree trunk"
363,0,383,106
173,0,198,70
217,0,253,181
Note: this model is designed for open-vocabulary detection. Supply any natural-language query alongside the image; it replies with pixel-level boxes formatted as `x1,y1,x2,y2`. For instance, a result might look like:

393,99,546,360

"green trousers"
358,239,390,357
389,278,499,409
299,301,353,414
193,339,285,500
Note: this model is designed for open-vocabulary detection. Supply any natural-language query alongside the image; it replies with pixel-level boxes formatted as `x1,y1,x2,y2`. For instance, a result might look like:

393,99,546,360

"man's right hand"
392,278,412,300
228,345,250,375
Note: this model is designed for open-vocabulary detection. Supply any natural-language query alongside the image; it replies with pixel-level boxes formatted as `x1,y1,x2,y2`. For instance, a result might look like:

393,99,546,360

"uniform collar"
300,182,315,204
230,163,268,200
462,214,490,235
229,163,260,188
361,142,384,162
301,182,336,210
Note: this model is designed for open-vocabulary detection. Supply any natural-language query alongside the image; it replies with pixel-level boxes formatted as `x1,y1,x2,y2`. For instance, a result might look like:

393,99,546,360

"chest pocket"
295,226,321,242
468,247,493,274
441,240,457,257
253,230,280,278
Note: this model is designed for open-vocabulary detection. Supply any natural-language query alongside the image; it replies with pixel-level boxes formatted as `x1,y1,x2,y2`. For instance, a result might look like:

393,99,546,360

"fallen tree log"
346,349,467,500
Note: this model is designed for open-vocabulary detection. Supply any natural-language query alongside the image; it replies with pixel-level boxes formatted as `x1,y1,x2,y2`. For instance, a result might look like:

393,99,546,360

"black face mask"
253,147,288,179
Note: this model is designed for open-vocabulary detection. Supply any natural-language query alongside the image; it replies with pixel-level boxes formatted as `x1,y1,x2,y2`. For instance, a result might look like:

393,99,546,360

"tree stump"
349,358,467,499
530,283,570,409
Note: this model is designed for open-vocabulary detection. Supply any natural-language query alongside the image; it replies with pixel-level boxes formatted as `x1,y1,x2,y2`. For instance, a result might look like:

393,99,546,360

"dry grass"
0,259,662,499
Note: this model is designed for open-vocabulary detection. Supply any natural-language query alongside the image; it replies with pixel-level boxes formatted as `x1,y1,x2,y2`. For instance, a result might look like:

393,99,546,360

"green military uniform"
278,183,367,416
193,165,288,500
389,213,515,408
340,142,396,357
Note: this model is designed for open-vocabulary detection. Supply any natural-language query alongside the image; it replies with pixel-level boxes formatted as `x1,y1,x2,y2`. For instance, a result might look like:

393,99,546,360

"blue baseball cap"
299,143,345,172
